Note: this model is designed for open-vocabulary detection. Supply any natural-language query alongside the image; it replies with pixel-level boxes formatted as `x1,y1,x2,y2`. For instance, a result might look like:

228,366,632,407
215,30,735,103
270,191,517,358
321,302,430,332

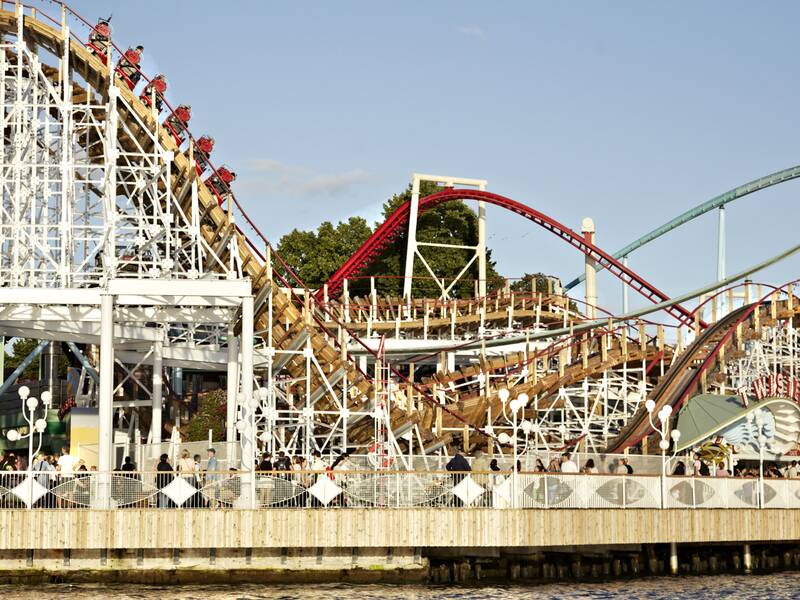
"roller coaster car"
86,19,111,64
115,46,143,90
163,104,192,145
205,166,236,205
193,135,215,175
140,74,168,111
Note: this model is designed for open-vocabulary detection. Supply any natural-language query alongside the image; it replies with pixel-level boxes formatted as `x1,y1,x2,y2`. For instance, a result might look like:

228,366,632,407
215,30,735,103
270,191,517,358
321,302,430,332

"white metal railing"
1,470,799,510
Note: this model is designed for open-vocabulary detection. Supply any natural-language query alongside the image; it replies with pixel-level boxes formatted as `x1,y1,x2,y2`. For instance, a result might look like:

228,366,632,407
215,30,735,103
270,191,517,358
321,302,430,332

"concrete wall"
1,508,799,550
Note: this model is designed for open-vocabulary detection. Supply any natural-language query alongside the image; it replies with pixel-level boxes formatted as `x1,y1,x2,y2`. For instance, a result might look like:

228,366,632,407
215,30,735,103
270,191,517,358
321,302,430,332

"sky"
65,0,800,315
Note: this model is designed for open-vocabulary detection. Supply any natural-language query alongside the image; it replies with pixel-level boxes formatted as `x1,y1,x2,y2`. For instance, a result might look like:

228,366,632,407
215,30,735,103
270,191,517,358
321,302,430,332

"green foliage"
275,217,372,288
509,272,558,294
185,389,227,442
275,181,506,298
4,338,68,380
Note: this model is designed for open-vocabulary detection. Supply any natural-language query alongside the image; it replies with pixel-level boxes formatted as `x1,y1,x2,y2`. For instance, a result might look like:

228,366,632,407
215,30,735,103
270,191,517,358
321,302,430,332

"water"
3,574,800,599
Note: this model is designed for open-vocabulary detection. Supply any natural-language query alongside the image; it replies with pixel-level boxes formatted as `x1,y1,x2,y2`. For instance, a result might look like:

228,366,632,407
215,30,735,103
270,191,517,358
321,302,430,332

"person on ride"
87,17,111,62
164,104,191,144
205,165,237,204
116,45,143,89
140,74,167,111
193,135,215,175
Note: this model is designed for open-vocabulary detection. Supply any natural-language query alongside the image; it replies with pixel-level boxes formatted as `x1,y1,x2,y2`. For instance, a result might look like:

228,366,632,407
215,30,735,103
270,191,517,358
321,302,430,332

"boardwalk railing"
0,470,796,510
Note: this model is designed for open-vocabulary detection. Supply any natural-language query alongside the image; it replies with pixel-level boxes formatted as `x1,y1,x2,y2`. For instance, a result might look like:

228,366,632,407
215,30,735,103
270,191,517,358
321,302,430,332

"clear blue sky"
67,1,800,313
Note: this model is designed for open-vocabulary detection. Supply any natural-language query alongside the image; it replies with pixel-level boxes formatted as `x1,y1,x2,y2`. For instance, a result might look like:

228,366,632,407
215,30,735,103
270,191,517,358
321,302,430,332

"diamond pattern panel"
308,476,342,506
451,475,484,506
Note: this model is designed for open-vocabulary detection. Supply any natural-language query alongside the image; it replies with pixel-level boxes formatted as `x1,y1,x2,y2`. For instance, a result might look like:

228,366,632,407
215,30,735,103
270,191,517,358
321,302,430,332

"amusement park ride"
1,1,800,493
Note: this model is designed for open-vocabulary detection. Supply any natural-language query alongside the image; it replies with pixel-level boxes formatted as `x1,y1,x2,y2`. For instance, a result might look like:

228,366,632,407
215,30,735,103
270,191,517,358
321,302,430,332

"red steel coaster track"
321,189,700,328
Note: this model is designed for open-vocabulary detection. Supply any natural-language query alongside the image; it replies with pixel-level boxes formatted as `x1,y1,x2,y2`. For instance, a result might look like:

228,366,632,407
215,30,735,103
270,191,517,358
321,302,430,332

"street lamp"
5,386,51,473
751,408,767,508
645,400,681,508
497,388,529,507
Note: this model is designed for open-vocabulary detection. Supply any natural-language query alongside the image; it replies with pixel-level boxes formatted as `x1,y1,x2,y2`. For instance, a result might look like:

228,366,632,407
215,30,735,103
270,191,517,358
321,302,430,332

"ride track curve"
320,188,703,329
605,281,800,453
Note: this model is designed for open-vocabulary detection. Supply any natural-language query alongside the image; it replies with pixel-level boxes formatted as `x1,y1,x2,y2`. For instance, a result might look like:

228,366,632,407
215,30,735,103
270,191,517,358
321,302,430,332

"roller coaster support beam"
622,256,630,314
0,340,49,398
151,339,163,453
226,320,239,444
717,206,726,282
402,174,488,304
565,164,800,292
65,342,99,385
582,218,597,319
98,293,114,507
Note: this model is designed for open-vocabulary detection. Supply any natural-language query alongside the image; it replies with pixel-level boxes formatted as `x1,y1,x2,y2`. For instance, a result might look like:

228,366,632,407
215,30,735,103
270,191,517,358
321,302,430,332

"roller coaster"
1,1,800,478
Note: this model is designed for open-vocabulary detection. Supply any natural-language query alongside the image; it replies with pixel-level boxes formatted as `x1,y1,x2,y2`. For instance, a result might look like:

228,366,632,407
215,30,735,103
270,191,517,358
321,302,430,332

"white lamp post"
5,386,51,474
497,388,529,508
754,409,766,508
645,400,681,508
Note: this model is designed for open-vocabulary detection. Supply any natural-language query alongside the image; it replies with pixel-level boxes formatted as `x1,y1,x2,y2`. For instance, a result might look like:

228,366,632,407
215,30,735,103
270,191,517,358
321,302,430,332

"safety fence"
0,470,797,510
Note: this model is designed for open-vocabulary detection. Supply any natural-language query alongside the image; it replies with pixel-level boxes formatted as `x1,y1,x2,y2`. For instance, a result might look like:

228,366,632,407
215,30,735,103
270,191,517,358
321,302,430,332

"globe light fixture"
7,386,51,474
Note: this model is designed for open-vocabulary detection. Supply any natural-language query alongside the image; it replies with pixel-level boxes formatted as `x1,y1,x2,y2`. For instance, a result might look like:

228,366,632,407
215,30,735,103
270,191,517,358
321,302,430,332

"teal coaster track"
564,164,800,291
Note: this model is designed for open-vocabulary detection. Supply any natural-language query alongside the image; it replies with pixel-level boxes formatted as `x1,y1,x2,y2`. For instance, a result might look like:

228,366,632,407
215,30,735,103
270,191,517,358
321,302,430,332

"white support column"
582,218,597,319
717,206,726,314
98,293,114,506
477,181,487,298
622,255,629,314
226,320,239,444
240,295,255,469
402,174,422,302
717,206,726,282
150,339,163,457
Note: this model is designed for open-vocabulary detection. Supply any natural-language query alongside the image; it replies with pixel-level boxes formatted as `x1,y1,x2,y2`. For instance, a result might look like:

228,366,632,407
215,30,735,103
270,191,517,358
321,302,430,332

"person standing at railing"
581,459,598,474
560,452,579,473
205,448,220,509
446,451,471,507
32,452,55,507
471,450,490,506
56,446,77,483
332,453,352,507
715,462,731,477
788,460,799,478
156,453,175,508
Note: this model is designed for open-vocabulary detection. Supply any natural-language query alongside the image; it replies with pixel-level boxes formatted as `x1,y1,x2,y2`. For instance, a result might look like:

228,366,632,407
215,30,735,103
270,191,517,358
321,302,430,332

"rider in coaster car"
205,165,237,205
116,45,144,89
140,74,168,111
87,17,111,62
193,135,215,175
164,104,192,144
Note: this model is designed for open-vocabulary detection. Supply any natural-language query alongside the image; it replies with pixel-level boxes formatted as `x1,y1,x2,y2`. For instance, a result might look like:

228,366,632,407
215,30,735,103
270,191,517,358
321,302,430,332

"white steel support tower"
402,173,488,303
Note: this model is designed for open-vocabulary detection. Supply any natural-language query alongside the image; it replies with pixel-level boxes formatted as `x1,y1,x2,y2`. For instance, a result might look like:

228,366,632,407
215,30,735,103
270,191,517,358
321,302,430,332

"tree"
185,389,226,442
275,217,372,289
371,181,505,298
4,338,68,380
275,182,506,298
509,272,559,294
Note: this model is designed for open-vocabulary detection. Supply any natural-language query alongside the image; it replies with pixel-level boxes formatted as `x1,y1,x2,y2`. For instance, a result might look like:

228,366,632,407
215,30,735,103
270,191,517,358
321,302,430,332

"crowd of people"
4,441,800,509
